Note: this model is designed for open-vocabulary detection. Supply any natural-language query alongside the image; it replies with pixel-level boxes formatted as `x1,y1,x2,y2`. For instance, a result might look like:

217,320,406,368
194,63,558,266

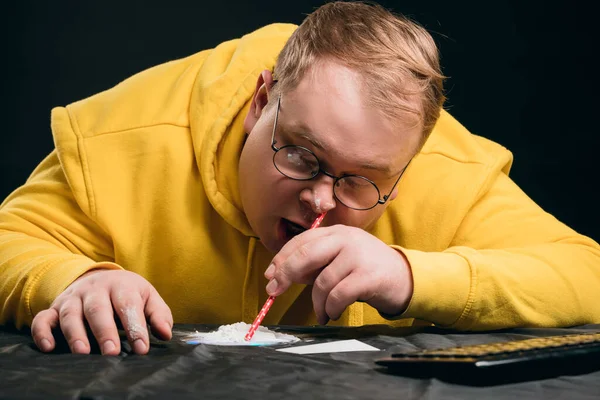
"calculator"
375,332,600,378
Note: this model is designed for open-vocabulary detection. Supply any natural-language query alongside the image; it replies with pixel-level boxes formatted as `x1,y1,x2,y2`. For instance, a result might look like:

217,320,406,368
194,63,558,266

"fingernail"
40,338,51,352
264,263,275,279
102,340,116,355
72,340,87,353
266,279,278,295
133,339,147,354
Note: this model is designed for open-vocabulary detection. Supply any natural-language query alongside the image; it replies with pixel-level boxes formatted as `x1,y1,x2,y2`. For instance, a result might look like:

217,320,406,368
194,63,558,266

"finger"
58,299,91,354
325,271,373,322
311,258,354,325
264,227,333,282
31,308,60,352
82,292,121,355
112,289,149,355
267,231,343,296
145,288,173,341
269,225,334,269
265,226,334,281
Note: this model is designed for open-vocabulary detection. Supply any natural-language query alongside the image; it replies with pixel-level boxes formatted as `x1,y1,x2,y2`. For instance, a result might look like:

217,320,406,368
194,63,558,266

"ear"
243,69,275,133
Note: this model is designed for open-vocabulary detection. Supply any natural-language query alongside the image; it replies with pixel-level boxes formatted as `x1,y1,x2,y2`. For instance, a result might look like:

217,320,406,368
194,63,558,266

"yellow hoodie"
1,24,599,330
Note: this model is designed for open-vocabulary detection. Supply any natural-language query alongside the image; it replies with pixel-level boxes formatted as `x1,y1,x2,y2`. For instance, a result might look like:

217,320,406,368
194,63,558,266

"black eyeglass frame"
270,95,410,211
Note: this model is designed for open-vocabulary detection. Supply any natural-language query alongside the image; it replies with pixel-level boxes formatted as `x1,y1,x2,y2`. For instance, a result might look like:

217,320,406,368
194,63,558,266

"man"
1,2,599,356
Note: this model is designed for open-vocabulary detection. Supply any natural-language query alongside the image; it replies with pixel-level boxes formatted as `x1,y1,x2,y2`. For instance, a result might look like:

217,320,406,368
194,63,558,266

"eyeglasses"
270,95,409,211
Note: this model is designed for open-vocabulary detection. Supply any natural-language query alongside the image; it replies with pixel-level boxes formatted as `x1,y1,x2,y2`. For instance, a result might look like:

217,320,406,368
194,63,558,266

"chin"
263,241,283,254
260,236,288,254
255,226,283,254
259,218,295,253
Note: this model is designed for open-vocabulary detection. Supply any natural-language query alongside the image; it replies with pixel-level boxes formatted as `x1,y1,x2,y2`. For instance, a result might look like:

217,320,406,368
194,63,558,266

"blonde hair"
274,1,446,147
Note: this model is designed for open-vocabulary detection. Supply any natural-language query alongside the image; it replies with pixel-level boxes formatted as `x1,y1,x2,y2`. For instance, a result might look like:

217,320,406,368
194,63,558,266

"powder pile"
184,322,300,346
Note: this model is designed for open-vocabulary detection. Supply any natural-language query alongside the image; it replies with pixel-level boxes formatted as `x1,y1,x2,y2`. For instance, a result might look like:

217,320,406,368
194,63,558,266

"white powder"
183,322,300,346
121,307,144,340
314,192,322,213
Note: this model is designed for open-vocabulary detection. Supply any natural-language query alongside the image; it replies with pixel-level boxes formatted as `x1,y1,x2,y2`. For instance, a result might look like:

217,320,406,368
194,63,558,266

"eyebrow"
295,131,325,150
289,128,399,177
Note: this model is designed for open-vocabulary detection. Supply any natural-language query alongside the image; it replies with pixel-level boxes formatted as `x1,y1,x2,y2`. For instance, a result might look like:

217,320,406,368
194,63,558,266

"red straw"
244,212,327,341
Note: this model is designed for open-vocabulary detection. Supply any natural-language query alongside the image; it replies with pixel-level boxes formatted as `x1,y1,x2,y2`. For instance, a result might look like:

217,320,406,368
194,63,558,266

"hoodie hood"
190,23,297,237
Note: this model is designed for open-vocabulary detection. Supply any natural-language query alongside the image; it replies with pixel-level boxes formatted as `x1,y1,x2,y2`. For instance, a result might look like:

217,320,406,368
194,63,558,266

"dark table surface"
1,323,600,400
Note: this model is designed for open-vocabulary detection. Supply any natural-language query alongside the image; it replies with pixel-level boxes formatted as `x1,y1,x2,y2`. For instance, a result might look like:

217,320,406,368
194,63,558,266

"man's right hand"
31,269,173,355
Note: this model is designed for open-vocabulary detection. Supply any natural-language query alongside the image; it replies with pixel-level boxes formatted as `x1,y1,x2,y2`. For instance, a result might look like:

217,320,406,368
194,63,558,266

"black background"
2,0,598,241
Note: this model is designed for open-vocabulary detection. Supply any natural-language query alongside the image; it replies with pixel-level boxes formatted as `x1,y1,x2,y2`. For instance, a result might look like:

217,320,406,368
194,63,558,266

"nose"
299,175,337,214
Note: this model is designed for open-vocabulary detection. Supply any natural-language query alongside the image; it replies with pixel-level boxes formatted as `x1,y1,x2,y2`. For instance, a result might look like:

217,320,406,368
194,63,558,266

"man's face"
239,61,421,253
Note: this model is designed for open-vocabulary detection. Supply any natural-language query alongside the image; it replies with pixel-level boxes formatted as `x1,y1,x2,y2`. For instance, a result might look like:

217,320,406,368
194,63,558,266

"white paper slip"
276,339,380,354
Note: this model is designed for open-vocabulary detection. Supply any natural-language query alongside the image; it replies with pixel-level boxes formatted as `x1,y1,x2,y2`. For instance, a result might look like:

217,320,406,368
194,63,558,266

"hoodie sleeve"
397,169,600,330
0,148,122,328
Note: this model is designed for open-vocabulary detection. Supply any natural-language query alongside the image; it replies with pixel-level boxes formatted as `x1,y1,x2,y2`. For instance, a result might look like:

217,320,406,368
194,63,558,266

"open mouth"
282,218,307,240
